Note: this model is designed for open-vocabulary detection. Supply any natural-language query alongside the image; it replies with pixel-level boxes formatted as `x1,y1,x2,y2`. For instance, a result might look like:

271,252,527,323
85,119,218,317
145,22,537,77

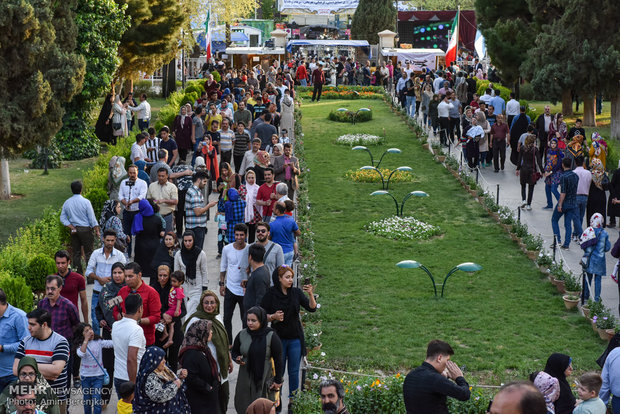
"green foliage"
184,81,205,97
54,115,100,161
84,187,110,219
328,109,373,123
0,0,85,157
260,0,275,19
476,79,511,101
518,82,539,101
0,272,34,313
181,92,199,107
25,254,56,292
155,90,185,131
29,142,63,170
351,0,396,45
133,80,159,98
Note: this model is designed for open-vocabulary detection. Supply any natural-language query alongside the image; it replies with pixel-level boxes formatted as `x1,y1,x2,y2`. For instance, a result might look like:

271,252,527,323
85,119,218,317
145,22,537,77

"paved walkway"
417,115,620,318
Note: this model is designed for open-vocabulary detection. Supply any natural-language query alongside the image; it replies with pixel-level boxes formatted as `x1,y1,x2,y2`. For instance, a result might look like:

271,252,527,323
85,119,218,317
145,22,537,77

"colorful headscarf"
255,151,270,168
590,157,605,190
590,133,608,169
580,213,604,250
131,199,154,235
99,200,119,229
533,371,560,414
545,138,564,173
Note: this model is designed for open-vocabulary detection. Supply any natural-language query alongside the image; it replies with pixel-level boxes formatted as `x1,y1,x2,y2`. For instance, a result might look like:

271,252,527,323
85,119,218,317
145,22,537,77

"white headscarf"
112,156,127,182
580,213,604,249
243,170,260,223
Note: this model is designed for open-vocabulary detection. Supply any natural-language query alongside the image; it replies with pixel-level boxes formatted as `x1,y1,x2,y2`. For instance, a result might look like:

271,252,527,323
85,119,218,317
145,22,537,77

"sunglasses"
256,229,267,234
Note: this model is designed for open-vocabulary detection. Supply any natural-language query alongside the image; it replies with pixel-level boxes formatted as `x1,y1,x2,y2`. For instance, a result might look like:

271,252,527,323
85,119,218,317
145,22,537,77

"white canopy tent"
381,48,445,71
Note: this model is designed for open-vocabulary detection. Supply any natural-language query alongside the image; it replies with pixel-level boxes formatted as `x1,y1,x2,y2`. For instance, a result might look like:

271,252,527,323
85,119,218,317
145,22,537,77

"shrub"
54,115,101,160
25,254,56,292
0,272,34,313
519,82,539,101
181,91,198,107
133,80,158,98
476,79,511,101
155,90,185,131
28,142,63,169
184,81,205,96
328,109,373,123
84,187,109,218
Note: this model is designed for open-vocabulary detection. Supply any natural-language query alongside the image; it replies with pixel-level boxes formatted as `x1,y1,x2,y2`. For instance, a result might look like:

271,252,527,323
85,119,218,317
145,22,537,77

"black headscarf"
95,94,114,143
510,113,529,142
246,306,273,385
597,332,620,368
544,353,576,414
180,230,201,280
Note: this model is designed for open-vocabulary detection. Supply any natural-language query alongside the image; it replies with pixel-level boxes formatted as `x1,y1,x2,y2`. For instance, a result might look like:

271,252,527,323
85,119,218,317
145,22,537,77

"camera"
155,322,165,332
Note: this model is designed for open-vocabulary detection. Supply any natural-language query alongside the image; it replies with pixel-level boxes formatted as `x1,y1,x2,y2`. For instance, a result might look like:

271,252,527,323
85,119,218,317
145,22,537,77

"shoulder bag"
531,150,542,182
87,346,111,385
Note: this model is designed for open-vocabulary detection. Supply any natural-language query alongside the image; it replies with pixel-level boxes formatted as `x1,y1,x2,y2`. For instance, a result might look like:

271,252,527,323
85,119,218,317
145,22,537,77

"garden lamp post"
360,166,412,190
370,190,428,217
353,107,371,125
396,260,483,298
352,147,402,168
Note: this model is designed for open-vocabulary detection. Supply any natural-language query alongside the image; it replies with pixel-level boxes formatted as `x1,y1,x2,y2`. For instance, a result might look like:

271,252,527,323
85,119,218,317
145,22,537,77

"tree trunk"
513,79,520,100
611,93,620,140
582,95,597,127
562,90,573,116
0,158,10,200
162,58,176,98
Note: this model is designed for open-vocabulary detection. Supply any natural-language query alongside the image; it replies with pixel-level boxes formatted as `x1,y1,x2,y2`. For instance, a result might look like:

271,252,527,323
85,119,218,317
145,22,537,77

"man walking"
403,339,470,413
272,143,299,199
86,229,126,334
38,275,79,342
147,167,178,232
111,294,145,394
54,250,88,323
60,180,99,275
128,93,151,132
220,224,249,342
119,164,148,250
243,244,271,311
311,63,325,102
0,288,28,393
437,95,453,146
573,156,592,238
238,138,261,176
185,171,218,249
256,167,278,223
252,221,284,276
551,158,579,249
505,92,520,126
270,203,301,266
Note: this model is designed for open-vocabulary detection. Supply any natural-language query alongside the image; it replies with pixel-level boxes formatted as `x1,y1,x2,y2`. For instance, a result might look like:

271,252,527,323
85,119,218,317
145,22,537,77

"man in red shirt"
54,250,88,323
311,63,325,102
114,262,161,346
490,114,510,172
256,167,279,223
296,60,308,87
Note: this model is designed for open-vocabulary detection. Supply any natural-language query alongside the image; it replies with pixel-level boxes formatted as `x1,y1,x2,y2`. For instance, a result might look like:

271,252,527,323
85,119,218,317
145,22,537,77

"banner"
280,0,359,12
394,51,444,71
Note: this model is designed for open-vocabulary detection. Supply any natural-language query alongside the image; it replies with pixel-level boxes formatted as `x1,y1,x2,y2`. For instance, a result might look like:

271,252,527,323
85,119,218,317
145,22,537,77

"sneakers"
560,245,570,250
526,205,532,211
521,200,527,208
543,205,553,209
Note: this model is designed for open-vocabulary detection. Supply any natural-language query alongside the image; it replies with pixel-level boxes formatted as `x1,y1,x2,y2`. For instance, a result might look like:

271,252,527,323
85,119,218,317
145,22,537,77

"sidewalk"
418,116,620,318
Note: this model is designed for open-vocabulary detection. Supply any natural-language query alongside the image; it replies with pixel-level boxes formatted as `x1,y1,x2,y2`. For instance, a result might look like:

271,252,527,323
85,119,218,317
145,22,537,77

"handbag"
531,150,542,182
112,122,122,131
87,346,110,385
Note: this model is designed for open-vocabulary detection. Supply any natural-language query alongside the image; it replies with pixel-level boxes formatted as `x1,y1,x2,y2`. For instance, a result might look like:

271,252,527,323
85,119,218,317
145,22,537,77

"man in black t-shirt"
243,244,270,316
567,118,586,140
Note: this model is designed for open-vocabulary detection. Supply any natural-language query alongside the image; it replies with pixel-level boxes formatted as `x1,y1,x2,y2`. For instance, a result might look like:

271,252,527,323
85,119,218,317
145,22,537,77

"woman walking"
516,135,544,210
587,158,609,224
239,169,262,243
280,90,295,140
580,213,611,302
95,94,114,144
174,230,208,314
543,138,564,209
173,105,193,162
132,199,164,280
99,200,128,252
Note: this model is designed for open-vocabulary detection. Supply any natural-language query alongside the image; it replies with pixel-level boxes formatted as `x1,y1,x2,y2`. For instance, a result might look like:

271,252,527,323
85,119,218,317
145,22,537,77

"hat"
194,157,206,168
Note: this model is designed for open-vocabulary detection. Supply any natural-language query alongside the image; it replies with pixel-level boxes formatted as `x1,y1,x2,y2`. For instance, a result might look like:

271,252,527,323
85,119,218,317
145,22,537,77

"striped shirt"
16,333,70,400
144,137,160,161
219,129,235,152
185,185,207,229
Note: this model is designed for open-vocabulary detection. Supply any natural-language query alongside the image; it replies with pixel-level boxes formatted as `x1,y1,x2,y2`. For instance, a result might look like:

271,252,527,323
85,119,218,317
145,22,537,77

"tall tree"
351,0,397,45
522,0,620,127
0,0,85,199
211,0,257,44
115,0,186,81
55,0,130,160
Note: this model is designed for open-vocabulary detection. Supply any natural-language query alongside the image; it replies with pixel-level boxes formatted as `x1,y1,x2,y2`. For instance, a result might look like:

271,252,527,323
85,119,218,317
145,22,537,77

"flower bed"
345,168,415,184
299,90,383,100
365,216,441,240
335,133,384,146
296,85,384,93
328,109,373,123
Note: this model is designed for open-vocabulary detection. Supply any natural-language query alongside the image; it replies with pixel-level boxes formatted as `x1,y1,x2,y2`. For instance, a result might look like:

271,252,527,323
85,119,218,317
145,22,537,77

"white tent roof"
224,47,286,55
381,48,445,56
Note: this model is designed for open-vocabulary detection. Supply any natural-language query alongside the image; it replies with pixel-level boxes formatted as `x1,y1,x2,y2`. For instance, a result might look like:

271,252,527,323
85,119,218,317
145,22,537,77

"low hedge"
0,271,34,313
296,86,383,93
476,79,511,102
328,109,373,123
298,90,383,100
155,80,206,132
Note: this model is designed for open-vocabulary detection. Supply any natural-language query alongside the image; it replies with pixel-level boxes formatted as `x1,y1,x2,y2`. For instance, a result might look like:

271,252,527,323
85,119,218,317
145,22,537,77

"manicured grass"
303,99,604,382
0,157,96,241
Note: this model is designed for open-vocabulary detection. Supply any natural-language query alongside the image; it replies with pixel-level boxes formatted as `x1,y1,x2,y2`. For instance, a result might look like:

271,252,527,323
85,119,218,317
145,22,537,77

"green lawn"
303,99,605,382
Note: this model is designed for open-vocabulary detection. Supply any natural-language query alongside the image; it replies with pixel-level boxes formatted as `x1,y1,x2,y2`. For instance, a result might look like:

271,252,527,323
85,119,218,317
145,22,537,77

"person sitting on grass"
574,372,606,414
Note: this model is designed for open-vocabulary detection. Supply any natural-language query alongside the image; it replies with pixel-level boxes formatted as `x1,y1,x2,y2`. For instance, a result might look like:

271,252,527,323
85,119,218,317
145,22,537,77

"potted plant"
595,313,616,341
582,299,594,319
564,275,581,297
522,234,544,259
536,253,553,274
562,294,580,310
422,137,429,150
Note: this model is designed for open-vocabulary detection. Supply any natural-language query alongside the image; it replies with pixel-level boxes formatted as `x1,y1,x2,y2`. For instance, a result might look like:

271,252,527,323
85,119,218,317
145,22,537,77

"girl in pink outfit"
162,270,185,348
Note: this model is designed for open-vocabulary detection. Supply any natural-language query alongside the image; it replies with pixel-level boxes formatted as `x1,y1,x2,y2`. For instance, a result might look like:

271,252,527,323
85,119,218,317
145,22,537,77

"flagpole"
456,6,460,62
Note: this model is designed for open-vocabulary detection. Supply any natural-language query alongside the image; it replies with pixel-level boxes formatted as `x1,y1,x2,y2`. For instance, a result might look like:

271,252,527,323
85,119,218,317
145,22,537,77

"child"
74,323,114,414
574,372,606,414
280,129,290,144
161,270,185,349
117,381,135,414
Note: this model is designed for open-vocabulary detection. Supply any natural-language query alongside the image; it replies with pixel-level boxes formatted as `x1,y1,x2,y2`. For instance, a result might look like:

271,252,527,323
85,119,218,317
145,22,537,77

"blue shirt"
489,96,506,114
560,170,579,209
0,305,29,377
269,215,299,254
600,347,620,404
60,194,98,228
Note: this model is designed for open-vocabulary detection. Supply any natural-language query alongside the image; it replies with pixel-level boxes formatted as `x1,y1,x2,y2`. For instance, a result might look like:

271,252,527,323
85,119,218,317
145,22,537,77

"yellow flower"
395,373,401,378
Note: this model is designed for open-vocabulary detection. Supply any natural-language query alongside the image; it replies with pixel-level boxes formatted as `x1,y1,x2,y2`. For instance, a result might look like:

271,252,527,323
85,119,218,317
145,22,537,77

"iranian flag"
445,11,459,65
205,9,212,58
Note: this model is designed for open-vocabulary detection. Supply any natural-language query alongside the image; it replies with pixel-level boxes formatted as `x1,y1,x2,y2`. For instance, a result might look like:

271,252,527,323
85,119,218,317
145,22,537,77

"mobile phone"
303,278,310,285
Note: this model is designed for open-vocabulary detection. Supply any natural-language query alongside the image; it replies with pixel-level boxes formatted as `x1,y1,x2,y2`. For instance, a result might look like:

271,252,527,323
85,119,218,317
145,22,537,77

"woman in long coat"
173,104,193,162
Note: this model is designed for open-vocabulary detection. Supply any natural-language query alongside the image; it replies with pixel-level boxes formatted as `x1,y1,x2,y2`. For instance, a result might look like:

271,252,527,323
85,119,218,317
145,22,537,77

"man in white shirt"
119,164,148,250
111,294,145,396
219,223,249,342
396,72,408,108
239,138,261,176
505,92,520,127
479,88,493,105
128,93,151,131
573,156,592,237
147,167,178,232
437,95,454,146
433,72,445,94
404,62,414,80
130,133,149,163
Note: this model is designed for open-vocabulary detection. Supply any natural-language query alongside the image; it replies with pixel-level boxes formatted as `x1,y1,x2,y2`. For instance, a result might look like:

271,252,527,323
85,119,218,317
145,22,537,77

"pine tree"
0,0,85,198
351,0,397,45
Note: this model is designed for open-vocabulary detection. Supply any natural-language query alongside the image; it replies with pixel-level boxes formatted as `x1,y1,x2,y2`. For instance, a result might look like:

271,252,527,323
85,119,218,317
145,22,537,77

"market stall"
224,46,287,70
286,39,370,61
381,48,446,72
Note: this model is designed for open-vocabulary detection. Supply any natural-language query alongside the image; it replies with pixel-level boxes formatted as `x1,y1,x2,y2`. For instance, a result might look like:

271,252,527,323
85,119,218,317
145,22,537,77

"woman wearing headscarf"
608,160,620,227
173,105,193,163
151,232,179,274
544,353,575,414
184,290,232,414
239,169,262,243
475,111,491,168
133,199,164,280
99,200,128,252
253,151,271,186
174,230,208,314
428,94,440,135
516,134,544,210
260,266,316,409
421,84,434,129
280,89,295,140
510,107,530,166
225,188,246,244
548,113,567,149
589,132,608,169
108,155,127,201
217,162,241,201
529,371,559,414
231,306,284,413
0,357,59,414
94,261,125,405
151,264,186,371
543,138,564,209
134,159,150,185
201,134,219,184
586,158,609,225
112,95,128,139
178,319,220,413
95,94,114,144
579,213,611,302
132,346,190,414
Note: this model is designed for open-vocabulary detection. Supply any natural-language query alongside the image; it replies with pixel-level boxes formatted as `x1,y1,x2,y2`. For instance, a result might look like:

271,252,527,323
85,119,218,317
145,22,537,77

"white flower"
321,352,326,357
313,373,319,380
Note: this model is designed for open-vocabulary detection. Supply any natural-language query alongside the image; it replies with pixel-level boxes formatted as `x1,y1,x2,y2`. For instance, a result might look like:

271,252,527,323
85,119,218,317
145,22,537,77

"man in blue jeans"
552,158,579,249
573,155,592,239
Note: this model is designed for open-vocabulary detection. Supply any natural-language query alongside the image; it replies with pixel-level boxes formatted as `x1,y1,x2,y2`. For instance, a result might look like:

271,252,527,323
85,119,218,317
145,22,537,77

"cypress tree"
351,0,396,45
